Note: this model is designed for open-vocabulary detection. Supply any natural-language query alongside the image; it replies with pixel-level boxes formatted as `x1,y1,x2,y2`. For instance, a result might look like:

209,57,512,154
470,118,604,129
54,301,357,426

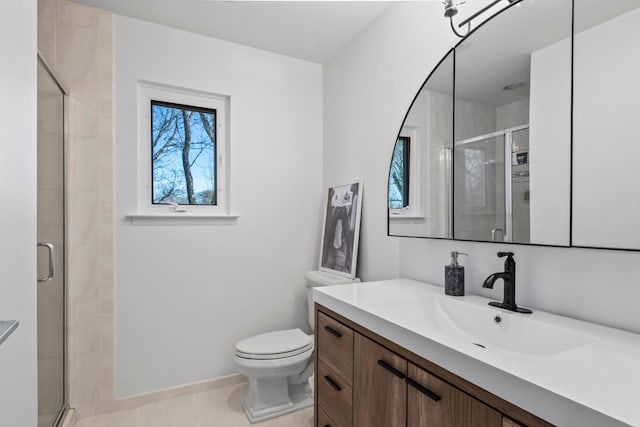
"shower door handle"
37,242,55,282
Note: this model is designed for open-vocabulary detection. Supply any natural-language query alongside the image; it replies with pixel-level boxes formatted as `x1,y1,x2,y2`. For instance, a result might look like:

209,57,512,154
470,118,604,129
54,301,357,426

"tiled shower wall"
38,0,115,419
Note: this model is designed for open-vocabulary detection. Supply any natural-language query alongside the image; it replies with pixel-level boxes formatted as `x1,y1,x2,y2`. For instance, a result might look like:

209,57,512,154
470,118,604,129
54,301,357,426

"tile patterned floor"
74,383,314,427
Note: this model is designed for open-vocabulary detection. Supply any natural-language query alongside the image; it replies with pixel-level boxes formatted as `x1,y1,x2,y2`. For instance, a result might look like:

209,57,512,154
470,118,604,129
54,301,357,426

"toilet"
234,270,359,423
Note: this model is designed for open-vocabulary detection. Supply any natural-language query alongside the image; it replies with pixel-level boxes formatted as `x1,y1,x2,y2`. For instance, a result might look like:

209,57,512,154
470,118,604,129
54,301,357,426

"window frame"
389,126,422,218
390,135,411,209
137,81,230,217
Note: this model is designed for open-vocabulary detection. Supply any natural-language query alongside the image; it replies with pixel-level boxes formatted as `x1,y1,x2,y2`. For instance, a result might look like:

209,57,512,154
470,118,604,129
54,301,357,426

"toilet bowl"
234,270,359,423
234,329,314,422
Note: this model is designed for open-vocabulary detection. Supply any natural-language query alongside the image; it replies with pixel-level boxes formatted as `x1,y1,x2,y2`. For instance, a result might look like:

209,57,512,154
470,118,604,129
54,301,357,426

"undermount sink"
363,293,597,359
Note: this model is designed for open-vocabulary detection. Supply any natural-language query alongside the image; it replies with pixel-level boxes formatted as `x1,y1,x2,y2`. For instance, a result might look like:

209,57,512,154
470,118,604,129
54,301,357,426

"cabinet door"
407,363,501,427
353,334,407,427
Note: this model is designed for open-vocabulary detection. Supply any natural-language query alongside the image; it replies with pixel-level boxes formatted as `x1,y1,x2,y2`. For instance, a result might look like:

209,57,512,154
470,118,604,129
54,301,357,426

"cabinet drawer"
317,311,354,383
318,358,353,427
318,406,340,427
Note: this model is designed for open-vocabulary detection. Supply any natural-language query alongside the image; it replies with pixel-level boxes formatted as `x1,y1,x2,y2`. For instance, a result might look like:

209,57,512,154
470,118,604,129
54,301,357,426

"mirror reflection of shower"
454,125,529,243
452,0,573,245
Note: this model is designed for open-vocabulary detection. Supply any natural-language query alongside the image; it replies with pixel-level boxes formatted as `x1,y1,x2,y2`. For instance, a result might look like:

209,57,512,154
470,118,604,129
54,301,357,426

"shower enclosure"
454,125,530,243
37,55,67,427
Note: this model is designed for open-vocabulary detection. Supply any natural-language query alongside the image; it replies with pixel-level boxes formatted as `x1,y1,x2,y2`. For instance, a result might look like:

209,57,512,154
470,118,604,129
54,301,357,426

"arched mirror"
388,0,573,246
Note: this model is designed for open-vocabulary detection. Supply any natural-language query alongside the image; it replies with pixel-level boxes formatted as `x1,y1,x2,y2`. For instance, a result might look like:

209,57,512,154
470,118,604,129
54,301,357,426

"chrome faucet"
482,252,532,314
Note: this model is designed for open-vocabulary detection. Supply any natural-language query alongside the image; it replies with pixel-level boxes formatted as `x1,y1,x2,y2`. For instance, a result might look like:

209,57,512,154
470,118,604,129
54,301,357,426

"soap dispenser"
445,251,468,296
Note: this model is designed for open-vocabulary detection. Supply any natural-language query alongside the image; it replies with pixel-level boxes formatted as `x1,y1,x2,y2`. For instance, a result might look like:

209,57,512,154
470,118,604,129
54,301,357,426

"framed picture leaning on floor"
319,179,363,279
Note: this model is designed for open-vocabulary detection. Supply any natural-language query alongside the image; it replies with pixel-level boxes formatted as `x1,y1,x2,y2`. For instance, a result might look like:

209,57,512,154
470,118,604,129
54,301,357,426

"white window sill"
389,214,427,224
126,212,239,226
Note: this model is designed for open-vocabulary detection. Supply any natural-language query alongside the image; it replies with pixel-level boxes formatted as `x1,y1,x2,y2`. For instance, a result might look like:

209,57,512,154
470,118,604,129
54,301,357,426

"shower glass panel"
37,59,66,427
511,127,530,243
454,134,506,241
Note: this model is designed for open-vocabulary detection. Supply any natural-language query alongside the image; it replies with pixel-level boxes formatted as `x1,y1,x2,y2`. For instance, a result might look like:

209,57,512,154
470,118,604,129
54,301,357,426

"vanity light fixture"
445,0,520,38
443,0,464,18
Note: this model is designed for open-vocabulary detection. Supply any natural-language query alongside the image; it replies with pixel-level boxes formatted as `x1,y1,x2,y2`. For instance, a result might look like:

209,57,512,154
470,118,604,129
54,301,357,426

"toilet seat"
235,329,313,361
236,343,313,360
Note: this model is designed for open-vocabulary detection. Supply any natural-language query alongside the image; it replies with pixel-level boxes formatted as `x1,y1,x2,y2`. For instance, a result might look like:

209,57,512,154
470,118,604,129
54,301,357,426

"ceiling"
69,0,391,63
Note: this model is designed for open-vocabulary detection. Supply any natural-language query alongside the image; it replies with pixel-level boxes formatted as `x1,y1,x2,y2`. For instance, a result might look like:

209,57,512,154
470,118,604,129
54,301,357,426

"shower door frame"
37,50,69,427
454,123,529,242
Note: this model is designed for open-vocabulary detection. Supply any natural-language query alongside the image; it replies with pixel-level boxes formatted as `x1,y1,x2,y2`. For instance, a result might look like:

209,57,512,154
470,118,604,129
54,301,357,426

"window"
389,136,411,209
136,81,230,218
151,101,217,205
388,127,424,221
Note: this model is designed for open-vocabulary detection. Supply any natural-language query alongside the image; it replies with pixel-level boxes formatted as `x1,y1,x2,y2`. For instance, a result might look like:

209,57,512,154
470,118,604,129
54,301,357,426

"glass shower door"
510,127,530,243
454,133,507,241
37,59,66,427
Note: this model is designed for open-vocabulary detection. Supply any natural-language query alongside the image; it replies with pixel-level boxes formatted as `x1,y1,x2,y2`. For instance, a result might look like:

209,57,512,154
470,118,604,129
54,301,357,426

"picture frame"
319,179,363,279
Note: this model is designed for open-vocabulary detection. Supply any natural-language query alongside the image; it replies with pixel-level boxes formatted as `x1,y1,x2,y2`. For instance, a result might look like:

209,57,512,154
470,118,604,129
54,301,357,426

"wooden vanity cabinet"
315,304,554,427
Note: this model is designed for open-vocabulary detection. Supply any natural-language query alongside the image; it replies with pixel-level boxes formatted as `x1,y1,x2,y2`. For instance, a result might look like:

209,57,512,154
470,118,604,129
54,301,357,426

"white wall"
496,98,529,131
323,1,459,281
0,0,38,425
324,1,640,334
115,16,323,397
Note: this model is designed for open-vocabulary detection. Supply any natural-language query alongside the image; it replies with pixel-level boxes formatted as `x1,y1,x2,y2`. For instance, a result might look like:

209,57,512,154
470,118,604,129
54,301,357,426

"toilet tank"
305,270,360,331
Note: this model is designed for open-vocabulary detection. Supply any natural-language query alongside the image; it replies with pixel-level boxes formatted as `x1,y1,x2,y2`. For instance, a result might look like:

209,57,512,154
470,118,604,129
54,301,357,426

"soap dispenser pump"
445,251,468,296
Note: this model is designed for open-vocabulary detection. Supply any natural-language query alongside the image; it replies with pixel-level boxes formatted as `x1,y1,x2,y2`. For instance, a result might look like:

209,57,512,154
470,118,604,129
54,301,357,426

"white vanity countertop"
313,279,640,427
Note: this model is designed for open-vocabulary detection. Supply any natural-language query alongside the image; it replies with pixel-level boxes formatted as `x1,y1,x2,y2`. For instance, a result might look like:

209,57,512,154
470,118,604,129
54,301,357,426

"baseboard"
114,373,247,412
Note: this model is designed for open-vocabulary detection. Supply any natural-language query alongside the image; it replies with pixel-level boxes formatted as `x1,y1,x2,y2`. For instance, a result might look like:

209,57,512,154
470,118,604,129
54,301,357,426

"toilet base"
241,380,313,423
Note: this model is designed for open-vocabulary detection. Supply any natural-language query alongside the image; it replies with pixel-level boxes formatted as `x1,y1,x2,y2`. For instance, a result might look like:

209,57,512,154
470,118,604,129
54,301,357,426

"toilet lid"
235,329,312,360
